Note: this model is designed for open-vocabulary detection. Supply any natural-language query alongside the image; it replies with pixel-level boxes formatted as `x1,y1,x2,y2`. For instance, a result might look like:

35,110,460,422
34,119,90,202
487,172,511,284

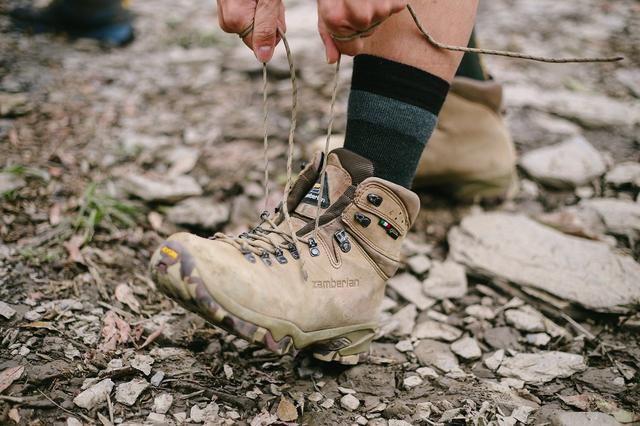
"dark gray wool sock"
344,55,450,188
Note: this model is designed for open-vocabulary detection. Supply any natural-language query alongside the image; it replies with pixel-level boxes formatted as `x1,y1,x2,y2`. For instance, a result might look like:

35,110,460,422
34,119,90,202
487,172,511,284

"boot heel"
310,329,375,365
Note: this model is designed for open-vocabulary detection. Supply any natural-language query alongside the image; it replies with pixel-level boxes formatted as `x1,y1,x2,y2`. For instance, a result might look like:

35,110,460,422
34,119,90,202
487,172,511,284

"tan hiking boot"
307,77,518,201
150,148,420,364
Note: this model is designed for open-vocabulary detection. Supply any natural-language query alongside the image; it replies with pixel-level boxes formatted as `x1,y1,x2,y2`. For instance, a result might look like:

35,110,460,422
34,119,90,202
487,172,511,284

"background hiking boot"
307,77,518,202
150,149,420,364
9,0,134,46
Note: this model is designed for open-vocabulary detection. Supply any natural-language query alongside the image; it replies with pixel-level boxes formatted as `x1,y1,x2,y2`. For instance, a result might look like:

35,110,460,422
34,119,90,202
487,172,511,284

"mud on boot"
150,148,420,364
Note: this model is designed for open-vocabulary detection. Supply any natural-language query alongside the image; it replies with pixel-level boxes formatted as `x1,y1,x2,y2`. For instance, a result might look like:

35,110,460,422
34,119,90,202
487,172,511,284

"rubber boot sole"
150,240,376,365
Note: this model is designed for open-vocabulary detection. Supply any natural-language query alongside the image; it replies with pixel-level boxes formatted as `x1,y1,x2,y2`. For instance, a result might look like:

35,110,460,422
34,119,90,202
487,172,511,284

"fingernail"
256,46,272,62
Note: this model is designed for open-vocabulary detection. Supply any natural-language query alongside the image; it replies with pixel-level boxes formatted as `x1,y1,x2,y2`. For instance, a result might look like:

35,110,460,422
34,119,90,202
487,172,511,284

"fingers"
217,0,256,35
318,19,341,64
253,0,280,62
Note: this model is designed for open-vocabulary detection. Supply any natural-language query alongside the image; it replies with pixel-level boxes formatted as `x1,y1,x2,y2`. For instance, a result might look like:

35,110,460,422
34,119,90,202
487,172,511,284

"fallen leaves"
63,234,86,265
115,284,141,313
99,311,131,353
276,397,298,422
0,366,24,394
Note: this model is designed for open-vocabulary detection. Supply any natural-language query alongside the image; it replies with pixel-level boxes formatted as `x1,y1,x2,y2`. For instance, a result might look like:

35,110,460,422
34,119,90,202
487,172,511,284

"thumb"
253,0,279,62
318,20,340,64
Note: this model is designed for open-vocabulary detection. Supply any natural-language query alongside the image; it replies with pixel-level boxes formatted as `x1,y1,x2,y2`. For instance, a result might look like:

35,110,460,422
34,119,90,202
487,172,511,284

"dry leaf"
139,323,165,349
115,284,141,313
99,311,131,352
276,397,298,422
8,407,20,423
0,366,24,394
63,235,86,265
250,410,279,426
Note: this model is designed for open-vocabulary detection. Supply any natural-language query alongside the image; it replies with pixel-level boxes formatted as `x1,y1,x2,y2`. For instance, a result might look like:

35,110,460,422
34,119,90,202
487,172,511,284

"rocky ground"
1,0,639,425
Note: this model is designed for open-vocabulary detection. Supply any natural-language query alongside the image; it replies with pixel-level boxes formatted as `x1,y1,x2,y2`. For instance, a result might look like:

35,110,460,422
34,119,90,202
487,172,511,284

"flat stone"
505,85,640,129
449,212,640,314
389,420,413,426
389,304,417,337
497,351,587,384
395,340,413,353
422,261,468,300
484,349,505,371
526,333,551,347
403,375,423,389
167,197,230,229
147,413,166,424
450,337,482,360
115,378,149,406
414,339,460,373
505,308,546,332
413,320,462,342
484,327,521,350
387,273,435,311
123,173,202,202
0,173,26,195
520,136,607,188
575,198,640,238
340,394,360,411
73,379,114,410
615,68,640,97
153,393,173,414
551,411,621,426
416,366,439,378
0,301,16,320
190,402,219,423
465,305,495,320
407,255,432,275
130,354,154,376
576,368,626,394
606,162,640,188
402,239,434,256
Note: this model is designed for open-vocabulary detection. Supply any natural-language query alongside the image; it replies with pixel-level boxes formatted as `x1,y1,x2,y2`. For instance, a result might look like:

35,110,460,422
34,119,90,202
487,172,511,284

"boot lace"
212,6,622,272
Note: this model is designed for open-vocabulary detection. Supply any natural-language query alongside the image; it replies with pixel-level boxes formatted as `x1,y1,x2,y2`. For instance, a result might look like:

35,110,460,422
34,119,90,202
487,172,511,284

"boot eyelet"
367,193,383,206
334,230,351,253
354,212,371,227
287,243,300,260
260,250,272,266
242,250,256,263
308,238,320,257
274,248,288,264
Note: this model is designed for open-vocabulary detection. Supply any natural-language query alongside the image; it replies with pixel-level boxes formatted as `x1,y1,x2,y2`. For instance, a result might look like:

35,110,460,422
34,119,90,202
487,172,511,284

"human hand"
217,0,286,63
317,0,408,63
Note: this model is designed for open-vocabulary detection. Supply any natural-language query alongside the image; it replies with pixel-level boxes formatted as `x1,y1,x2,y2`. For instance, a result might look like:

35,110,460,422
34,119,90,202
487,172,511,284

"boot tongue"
294,148,374,220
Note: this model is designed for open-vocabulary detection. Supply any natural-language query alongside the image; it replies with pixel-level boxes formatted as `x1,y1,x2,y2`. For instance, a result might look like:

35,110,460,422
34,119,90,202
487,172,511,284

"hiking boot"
307,78,517,202
10,0,134,46
150,148,420,364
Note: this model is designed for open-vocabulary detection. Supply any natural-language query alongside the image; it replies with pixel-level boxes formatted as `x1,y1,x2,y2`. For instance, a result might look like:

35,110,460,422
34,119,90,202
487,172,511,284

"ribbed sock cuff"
351,54,450,115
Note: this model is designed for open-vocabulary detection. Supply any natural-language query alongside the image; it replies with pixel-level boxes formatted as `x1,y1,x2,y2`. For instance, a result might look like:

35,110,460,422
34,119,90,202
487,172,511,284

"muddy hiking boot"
150,148,420,364
9,0,134,46
308,77,518,202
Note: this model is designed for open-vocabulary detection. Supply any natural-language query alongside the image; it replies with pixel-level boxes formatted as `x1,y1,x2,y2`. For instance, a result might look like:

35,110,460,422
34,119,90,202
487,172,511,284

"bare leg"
361,1,478,82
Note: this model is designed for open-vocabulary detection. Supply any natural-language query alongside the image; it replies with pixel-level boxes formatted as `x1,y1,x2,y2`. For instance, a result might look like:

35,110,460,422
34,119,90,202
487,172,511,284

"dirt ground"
1,0,639,425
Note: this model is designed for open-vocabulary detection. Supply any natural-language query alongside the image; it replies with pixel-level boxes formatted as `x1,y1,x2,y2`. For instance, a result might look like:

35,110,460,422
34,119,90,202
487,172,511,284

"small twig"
107,392,114,425
36,390,94,424
180,389,206,400
560,312,596,341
